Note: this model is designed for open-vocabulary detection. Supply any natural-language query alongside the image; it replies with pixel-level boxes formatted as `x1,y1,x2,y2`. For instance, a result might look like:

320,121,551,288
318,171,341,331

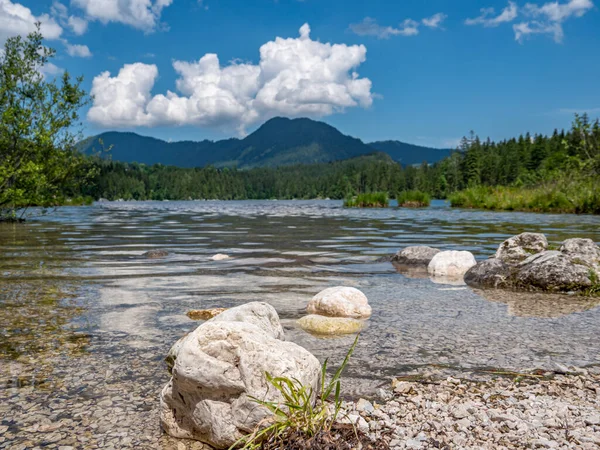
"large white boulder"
160,302,321,449
306,286,371,319
427,251,477,278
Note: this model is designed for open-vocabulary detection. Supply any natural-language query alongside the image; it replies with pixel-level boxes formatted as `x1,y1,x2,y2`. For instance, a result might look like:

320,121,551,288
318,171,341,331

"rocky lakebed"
1,201,600,449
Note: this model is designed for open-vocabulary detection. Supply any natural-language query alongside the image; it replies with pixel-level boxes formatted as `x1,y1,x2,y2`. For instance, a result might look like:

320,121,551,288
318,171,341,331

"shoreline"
339,369,600,450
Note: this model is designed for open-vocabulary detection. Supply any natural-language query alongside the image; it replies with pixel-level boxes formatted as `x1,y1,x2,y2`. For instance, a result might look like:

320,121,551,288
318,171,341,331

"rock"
211,254,230,261
465,234,599,294
165,332,190,374
160,302,321,449
427,251,477,278
495,232,548,263
297,315,364,335
355,398,374,413
464,258,514,289
584,414,600,426
516,251,593,292
186,308,227,321
210,302,284,338
143,249,169,259
306,286,371,319
392,246,440,266
560,238,600,269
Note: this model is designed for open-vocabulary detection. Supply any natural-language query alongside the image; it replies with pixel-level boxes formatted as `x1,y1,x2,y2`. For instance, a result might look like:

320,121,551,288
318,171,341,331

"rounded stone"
297,314,364,335
427,251,477,278
306,286,371,319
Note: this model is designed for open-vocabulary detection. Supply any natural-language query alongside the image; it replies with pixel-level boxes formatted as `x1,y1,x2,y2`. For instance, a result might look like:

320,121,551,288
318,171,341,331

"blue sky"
3,0,599,147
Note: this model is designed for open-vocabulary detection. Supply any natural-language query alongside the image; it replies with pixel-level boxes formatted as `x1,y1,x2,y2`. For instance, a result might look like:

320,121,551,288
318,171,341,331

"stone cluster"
465,234,600,293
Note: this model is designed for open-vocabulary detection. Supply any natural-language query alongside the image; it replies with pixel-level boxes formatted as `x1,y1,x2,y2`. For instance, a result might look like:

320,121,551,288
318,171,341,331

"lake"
2,200,600,448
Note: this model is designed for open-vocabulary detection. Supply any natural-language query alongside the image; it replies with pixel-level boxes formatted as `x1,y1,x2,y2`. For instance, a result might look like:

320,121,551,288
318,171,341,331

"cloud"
51,2,88,35
39,61,63,77
349,17,420,38
71,0,173,32
422,13,448,29
465,1,519,27
66,42,92,57
67,15,88,35
0,0,63,44
88,24,374,134
514,0,594,42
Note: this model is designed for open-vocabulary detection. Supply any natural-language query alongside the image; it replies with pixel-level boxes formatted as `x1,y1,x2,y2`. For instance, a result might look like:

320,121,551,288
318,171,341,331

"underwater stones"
143,249,169,258
186,308,227,321
211,254,230,261
392,246,441,266
495,233,548,263
427,251,477,278
306,286,371,319
160,302,320,449
297,314,364,335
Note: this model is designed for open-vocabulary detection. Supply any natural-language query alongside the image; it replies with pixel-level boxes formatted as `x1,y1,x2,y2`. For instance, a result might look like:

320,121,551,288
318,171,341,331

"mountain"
79,117,450,168
367,141,452,166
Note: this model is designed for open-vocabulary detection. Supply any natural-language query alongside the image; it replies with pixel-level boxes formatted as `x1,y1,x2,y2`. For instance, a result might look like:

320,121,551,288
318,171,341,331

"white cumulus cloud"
0,0,63,44
71,0,173,32
422,13,448,29
66,42,92,57
349,17,420,38
88,24,374,134
465,1,519,27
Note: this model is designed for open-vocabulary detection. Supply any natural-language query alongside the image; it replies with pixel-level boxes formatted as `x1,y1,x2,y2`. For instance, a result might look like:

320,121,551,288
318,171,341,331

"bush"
396,190,431,207
449,177,600,214
343,192,389,208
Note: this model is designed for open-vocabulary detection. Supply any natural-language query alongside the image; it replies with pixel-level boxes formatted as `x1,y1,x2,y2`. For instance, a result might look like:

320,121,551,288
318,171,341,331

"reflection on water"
476,289,600,318
1,200,600,446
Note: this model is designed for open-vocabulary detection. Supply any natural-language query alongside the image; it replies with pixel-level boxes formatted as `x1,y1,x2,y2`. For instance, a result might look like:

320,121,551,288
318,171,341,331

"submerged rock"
465,234,600,294
297,314,364,335
306,286,371,319
427,251,477,278
160,302,321,449
495,232,548,263
143,249,169,259
186,308,227,320
392,246,441,266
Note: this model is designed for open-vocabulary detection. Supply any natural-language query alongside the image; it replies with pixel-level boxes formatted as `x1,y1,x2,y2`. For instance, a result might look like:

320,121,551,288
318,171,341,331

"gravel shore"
339,370,600,449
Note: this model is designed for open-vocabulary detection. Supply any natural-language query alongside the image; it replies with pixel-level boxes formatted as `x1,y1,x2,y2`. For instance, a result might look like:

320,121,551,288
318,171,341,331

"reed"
396,190,431,207
343,192,389,208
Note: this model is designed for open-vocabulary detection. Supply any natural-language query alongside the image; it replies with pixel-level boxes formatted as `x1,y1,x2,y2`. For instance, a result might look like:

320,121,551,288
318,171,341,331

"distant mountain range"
79,117,451,168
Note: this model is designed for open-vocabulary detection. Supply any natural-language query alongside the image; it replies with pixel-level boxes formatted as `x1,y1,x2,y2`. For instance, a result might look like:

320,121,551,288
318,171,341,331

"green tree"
0,25,92,221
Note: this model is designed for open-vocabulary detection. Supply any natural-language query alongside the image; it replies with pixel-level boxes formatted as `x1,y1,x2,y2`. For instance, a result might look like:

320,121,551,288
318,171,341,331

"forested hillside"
79,117,449,168
82,114,600,214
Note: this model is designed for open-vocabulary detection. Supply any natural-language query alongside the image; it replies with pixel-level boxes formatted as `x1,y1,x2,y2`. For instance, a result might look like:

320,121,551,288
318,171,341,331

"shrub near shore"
343,192,389,208
449,178,600,214
396,190,431,208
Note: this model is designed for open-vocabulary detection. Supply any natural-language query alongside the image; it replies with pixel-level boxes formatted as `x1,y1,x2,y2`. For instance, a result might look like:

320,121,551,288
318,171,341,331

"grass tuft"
396,190,431,208
232,335,359,450
449,178,600,214
343,192,388,208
